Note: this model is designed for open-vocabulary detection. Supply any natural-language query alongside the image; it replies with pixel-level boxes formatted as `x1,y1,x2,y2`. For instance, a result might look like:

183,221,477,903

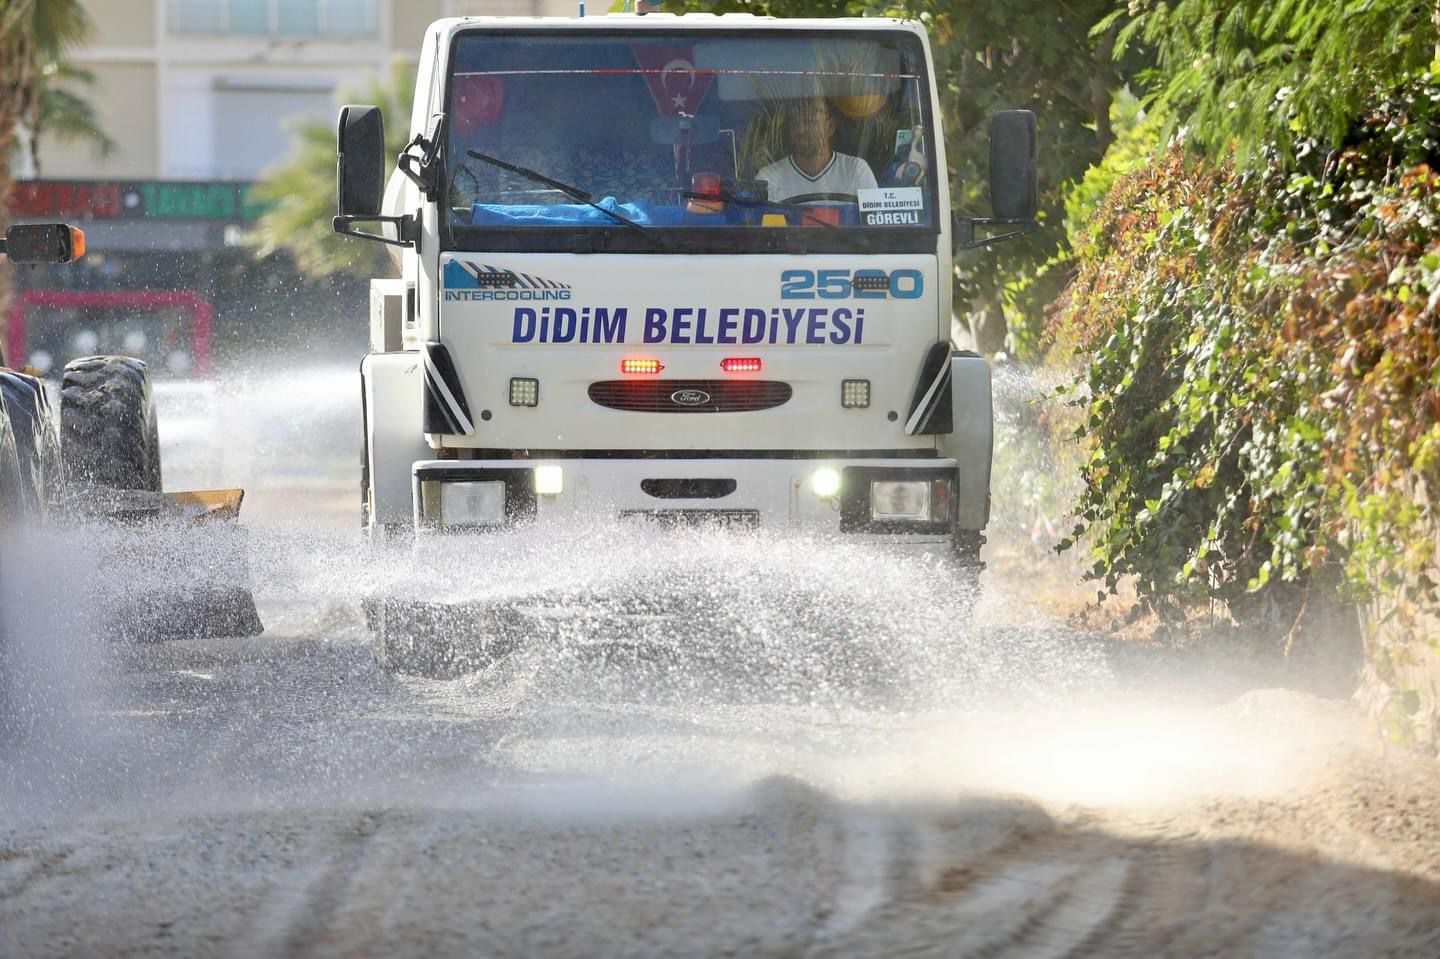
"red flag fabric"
631,45,713,116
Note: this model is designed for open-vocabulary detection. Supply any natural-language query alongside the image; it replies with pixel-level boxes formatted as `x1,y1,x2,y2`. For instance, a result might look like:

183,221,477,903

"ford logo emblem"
670,389,711,407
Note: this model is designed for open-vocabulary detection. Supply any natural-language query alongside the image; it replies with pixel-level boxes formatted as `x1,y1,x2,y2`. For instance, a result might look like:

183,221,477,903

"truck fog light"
811,466,841,498
870,480,929,521
440,481,506,526
841,379,870,408
534,464,564,496
509,377,539,407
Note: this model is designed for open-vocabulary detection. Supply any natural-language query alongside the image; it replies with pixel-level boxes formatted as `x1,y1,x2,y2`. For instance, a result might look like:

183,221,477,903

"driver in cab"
756,98,877,202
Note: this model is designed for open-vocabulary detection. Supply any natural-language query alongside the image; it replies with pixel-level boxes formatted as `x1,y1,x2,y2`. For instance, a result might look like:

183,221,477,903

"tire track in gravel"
0,844,75,905
248,809,388,956
4,774,1440,958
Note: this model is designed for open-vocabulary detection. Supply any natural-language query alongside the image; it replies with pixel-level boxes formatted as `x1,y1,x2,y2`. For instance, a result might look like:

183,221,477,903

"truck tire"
367,599,459,677
60,356,163,492
0,371,61,516
0,398,24,526
366,597,519,678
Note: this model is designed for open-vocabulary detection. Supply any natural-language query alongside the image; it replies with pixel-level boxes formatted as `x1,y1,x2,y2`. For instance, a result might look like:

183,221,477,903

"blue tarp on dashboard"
469,198,724,227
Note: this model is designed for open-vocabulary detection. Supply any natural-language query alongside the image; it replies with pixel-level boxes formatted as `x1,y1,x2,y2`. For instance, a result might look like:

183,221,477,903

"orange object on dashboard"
686,172,724,215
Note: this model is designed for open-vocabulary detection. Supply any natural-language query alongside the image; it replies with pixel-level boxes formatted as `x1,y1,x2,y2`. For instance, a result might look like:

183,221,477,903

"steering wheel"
783,192,859,204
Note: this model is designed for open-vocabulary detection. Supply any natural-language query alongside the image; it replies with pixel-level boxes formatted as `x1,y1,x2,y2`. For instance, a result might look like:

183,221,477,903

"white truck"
336,12,1037,672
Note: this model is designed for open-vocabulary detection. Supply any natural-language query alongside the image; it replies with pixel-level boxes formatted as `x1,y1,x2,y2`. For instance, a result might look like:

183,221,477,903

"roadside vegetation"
1049,1,1440,744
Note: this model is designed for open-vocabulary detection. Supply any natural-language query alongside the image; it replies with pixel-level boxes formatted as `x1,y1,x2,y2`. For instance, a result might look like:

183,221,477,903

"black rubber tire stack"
0,394,24,526
59,355,162,492
0,372,62,517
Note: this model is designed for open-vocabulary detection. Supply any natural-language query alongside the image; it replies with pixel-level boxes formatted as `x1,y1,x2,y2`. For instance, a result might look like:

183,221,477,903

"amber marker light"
621,358,663,374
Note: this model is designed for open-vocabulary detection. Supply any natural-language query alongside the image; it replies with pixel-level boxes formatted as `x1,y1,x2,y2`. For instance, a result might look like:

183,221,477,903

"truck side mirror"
1,224,85,264
337,104,386,217
988,110,1037,222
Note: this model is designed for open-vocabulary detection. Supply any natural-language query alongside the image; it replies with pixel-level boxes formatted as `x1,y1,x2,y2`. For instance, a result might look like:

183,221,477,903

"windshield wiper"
465,150,661,248
678,189,840,228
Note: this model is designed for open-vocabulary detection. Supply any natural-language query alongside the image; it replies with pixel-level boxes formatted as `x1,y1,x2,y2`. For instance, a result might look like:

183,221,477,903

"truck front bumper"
409,457,978,546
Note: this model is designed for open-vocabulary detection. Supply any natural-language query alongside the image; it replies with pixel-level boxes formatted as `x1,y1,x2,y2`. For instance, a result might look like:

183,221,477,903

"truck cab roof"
429,14,928,38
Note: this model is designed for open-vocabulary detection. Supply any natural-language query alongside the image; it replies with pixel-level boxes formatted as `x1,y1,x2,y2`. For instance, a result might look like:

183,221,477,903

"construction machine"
0,223,261,642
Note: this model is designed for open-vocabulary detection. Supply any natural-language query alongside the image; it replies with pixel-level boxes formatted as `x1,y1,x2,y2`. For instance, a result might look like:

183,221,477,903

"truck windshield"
444,30,937,252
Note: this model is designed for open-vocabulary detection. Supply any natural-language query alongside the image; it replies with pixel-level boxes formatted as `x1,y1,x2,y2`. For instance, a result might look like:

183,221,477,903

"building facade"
39,0,576,181
5,0,577,376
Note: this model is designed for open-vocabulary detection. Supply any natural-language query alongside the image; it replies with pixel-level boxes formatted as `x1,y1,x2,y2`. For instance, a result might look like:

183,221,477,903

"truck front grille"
588,379,792,413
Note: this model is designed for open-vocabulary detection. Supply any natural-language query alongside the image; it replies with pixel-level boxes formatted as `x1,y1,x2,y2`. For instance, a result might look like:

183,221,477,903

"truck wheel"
60,356,163,492
367,599,459,677
0,372,61,516
0,399,24,526
366,598,518,678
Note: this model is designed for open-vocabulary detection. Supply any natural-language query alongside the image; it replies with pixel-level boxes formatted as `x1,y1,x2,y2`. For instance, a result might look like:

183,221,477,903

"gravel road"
3,507,1439,959
4,368,1438,957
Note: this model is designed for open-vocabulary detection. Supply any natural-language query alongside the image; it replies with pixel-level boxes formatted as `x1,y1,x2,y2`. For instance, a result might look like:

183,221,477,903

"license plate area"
618,509,759,530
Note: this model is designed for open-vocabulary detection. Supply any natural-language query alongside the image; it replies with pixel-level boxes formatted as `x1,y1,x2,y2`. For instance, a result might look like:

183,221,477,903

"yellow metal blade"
164,488,246,522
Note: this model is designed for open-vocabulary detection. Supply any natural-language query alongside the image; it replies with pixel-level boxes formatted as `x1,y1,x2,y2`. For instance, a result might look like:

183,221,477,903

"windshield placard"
858,187,924,226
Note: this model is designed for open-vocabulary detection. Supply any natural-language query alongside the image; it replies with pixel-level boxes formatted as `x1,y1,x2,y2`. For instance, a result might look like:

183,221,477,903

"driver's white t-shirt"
756,152,877,202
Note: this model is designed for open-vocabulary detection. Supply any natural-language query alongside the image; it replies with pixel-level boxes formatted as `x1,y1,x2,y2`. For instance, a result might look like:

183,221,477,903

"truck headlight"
811,466,841,498
870,480,929,521
440,481,506,526
534,464,564,496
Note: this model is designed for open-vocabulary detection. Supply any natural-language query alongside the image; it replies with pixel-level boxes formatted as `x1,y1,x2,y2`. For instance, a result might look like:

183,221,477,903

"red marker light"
621,358,663,374
720,356,762,373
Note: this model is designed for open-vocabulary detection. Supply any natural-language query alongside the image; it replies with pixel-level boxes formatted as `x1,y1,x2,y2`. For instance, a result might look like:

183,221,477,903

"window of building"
170,0,378,37
447,0,548,14
211,79,336,177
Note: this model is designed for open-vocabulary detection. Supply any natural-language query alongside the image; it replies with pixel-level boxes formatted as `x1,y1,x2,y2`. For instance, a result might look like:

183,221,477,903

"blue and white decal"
443,259,572,301
510,305,867,345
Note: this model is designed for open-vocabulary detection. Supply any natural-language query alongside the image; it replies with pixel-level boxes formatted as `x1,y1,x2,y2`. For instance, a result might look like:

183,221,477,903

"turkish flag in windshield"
631,45,713,116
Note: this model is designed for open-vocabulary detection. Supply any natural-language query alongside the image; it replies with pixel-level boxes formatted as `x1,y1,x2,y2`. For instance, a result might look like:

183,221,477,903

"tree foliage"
248,59,415,279
1115,0,1440,163
1051,68,1440,639
0,0,93,322
25,61,115,176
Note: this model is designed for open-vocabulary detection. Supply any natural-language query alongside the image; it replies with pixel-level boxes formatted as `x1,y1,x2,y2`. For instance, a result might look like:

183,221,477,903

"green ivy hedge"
1050,67,1440,641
